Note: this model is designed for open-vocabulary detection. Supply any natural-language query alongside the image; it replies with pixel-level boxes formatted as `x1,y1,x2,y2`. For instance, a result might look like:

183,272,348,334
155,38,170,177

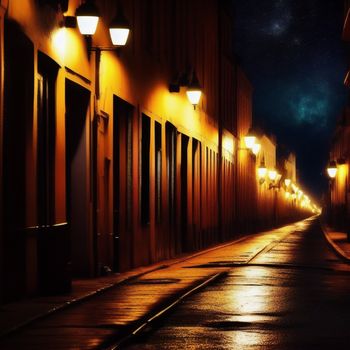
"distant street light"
252,143,261,155
327,160,337,179
284,178,291,187
257,160,267,184
244,128,256,150
268,169,277,181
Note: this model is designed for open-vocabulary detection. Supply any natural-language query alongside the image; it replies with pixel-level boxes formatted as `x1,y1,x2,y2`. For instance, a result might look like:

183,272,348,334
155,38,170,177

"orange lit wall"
1,0,237,301
235,67,257,233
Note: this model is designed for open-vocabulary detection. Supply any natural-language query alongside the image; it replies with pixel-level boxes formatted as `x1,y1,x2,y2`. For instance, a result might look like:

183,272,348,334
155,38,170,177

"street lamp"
186,71,202,109
244,128,256,150
75,1,100,36
326,160,337,232
252,143,261,156
169,68,202,109
257,160,267,184
109,4,130,46
74,1,130,48
327,160,337,179
268,169,282,190
284,178,291,187
268,169,277,182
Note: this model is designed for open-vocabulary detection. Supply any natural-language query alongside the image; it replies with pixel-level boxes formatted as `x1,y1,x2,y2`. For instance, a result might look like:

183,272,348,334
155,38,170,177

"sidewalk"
0,237,245,338
322,227,350,261
0,232,263,340
0,218,335,349
0,221,306,350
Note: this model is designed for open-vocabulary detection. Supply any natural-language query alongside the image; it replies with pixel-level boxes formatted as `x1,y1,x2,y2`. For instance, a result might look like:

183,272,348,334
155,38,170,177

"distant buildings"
326,108,350,232
325,2,350,234
0,0,314,303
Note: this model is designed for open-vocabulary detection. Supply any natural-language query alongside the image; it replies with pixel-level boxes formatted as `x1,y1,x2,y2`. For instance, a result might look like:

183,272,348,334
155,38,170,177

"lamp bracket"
259,178,265,185
269,182,280,190
61,16,77,28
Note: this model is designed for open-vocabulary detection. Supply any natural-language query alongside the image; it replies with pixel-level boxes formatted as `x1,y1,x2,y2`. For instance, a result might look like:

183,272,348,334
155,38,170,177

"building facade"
0,0,313,303
327,109,350,231
326,1,350,233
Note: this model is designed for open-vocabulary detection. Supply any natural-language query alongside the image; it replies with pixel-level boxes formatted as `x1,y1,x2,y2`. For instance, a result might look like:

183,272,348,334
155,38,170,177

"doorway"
113,96,134,272
65,80,90,277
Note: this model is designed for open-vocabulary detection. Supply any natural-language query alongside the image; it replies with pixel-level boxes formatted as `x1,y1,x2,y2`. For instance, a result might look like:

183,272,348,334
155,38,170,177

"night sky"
233,0,348,201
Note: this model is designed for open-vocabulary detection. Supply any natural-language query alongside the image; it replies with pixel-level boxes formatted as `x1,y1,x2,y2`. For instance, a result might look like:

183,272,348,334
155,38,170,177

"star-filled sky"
233,0,348,201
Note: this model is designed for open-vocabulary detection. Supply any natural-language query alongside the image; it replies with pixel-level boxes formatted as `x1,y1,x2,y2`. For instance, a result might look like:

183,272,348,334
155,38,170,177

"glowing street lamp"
75,1,100,36
186,71,202,109
109,4,130,46
244,128,256,150
257,160,267,184
268,169,277,182
252,143,261,155
284,178,291,187
327,160,337,179
291,183,298,192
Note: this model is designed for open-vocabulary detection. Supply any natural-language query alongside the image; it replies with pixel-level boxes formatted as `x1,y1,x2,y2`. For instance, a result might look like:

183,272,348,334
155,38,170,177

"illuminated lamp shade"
109,8,130,46
75,1,100,35
268,169,277,181
244,136,255,150
258,165,267,178
186,71,202,108
244,128,256,149
257,160,267,181
284,178,291,187
252,143,261,155
186,90,202,106
327,160,337,179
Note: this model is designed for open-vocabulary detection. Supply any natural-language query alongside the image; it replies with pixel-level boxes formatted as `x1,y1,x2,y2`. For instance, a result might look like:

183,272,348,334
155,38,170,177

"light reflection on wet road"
124,218,350,349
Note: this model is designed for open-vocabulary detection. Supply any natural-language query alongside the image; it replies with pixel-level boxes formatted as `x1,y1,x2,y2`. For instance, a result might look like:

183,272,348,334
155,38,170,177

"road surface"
124,218,350,349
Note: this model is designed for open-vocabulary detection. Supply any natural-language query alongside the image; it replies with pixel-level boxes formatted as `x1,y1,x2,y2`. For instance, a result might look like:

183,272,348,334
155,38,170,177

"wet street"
124,218,350,349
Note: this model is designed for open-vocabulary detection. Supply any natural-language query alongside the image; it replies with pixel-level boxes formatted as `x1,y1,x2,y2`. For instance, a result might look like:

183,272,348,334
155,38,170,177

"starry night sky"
233,0,348,201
